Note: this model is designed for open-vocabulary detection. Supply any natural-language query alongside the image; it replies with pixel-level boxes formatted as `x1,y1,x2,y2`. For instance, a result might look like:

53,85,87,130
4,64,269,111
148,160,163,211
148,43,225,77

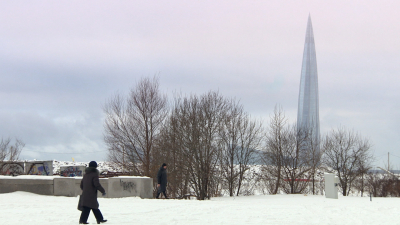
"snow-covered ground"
1,191,398,225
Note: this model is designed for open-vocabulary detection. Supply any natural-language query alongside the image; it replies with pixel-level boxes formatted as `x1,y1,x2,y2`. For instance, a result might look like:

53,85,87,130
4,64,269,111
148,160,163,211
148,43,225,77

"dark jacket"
157,166,167,192
80,167,105,209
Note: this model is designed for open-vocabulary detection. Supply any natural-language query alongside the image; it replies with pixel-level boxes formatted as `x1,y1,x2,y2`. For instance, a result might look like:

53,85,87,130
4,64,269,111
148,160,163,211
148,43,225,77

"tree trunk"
342,185,347,196
274,164,281,194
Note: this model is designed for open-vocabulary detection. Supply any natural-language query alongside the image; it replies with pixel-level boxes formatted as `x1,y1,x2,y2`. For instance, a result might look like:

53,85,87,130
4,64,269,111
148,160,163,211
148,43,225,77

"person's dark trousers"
156,191,168,199
79,206,104,223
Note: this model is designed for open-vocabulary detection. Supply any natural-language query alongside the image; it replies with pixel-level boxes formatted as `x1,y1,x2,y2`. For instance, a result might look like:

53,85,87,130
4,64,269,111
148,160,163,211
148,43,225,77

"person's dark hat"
89,161,98,168
162,163,167,167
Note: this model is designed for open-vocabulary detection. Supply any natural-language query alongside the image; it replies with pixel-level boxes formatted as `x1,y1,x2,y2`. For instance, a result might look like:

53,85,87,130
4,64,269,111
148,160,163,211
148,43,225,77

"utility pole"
388,152,390,172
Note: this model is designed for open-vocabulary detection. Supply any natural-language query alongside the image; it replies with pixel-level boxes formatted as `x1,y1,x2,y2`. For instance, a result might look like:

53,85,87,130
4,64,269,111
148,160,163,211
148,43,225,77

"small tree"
168,91,228,200
104,76,168,177
219,100,263,196
0,138,25,175
261,105,287,194
280,125,314,194
322,127,373,196
307,127,323,195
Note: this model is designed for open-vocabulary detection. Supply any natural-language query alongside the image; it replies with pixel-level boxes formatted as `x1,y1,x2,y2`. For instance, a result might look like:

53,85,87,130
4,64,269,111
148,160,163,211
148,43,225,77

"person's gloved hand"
102,192,106,196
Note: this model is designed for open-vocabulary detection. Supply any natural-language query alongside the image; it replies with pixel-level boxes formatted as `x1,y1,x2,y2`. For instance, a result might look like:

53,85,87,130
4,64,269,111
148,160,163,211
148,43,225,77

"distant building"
297,15,320,149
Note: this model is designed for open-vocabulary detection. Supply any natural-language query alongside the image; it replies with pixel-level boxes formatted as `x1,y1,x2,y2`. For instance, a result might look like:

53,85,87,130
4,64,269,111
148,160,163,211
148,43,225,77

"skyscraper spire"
297,15,320,145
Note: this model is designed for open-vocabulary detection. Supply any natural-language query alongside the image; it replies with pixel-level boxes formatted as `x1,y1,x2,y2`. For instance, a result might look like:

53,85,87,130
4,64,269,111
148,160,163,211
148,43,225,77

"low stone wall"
0,176,54,195
54,177,75,197
0,176,152,199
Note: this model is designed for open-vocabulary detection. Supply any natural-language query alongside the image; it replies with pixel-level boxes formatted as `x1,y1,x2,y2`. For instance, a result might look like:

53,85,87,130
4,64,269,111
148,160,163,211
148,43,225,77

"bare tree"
279,125,315,194
235,115,263,196
363,167,400,197
261,105,287,194
170,91,227,200
295,122,323,195
0,138,11,162
364,170,395,197
0,138,24,162
219,101,242,196
261,106,324,195
104,76,168,177
307,127,323,195
155,92,264,199
219,100,263,196
354,159,369,197
322,127,373,196
0,138,25,175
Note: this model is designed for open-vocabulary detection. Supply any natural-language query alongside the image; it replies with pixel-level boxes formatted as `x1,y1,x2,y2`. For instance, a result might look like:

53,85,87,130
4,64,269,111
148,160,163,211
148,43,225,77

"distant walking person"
156,163,168,199
79,161,108,224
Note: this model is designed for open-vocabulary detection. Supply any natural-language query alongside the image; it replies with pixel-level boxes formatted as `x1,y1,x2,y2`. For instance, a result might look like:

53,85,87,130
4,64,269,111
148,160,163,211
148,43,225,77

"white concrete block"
324,173,339,199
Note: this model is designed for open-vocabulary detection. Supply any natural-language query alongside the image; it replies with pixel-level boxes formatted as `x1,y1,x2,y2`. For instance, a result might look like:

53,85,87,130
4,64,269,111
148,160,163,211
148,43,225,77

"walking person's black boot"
156,191,160,199
97,219,107,224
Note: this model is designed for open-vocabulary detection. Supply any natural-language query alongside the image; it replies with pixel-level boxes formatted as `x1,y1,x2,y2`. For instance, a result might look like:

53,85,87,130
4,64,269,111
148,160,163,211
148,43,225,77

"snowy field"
1,192,399,225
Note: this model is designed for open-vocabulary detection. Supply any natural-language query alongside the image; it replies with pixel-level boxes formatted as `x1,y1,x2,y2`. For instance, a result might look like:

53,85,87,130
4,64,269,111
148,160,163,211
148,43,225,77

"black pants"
156,189,168,199
79,206,104,223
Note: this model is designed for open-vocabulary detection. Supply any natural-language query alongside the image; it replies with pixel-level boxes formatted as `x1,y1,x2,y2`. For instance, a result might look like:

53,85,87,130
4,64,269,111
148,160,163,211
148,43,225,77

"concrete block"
98,178,108,198
54,177,76,197
74,177,83,196
140,178,153,199
108,177,140,198
107,177,152,198
0,178,53,195
324,173,339,199
0,178,52,185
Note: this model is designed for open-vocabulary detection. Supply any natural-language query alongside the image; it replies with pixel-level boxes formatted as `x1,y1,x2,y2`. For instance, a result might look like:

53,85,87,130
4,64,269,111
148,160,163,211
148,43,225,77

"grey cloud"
0,0,399,165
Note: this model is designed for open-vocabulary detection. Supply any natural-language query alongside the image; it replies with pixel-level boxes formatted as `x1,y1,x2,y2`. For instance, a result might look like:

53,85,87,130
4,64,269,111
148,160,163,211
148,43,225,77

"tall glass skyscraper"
297,15,320,147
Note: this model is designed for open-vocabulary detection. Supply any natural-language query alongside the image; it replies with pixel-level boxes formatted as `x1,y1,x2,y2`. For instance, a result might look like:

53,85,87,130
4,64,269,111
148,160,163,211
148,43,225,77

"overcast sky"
1,1,399,168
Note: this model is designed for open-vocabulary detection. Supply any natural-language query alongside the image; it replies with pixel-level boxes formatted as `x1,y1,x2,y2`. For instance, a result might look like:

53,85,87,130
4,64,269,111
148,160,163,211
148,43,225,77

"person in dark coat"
156,163,168,199
79,161,107,224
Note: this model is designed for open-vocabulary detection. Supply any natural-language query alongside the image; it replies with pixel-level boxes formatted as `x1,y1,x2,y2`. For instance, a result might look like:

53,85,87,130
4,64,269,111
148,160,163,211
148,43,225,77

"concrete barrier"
74,177,82,196
98,178,109,198
139,177,153,199
108,177,153,199
109,177,140,198
0,176,153,198
0,176,54,195
54,177,75,197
